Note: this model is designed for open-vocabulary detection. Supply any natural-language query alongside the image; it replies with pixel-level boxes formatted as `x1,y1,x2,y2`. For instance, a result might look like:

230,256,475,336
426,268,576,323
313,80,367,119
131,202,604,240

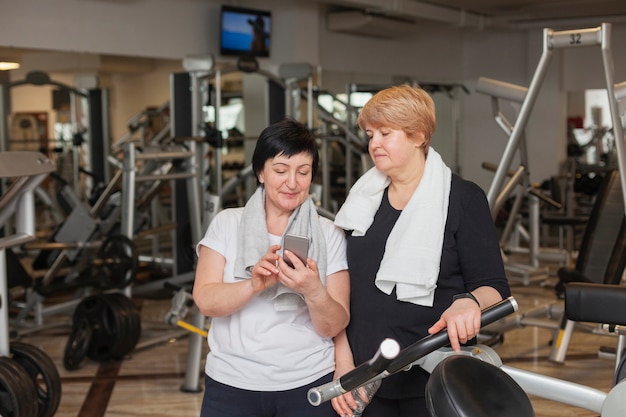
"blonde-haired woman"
332,85,510,417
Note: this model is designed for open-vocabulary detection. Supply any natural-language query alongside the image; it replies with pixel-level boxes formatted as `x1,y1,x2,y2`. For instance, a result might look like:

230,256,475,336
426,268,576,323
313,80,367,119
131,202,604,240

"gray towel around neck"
234,186,327,311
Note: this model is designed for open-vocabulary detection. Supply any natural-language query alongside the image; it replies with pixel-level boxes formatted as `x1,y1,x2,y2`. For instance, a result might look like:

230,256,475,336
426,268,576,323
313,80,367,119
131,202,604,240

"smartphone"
283,233,309,268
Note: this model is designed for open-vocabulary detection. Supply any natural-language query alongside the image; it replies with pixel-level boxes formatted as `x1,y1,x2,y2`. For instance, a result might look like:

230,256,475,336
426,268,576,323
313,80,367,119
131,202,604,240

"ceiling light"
0,61,20,71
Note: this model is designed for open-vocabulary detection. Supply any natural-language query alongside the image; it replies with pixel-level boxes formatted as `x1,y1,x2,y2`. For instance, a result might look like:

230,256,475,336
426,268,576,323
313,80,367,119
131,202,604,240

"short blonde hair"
357,85,436,150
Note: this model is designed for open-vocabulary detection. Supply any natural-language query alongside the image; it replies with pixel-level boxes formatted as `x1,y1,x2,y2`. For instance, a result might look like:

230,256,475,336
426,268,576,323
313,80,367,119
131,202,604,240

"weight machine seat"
565,282,626,326
555,169,626,298
426,355,534,417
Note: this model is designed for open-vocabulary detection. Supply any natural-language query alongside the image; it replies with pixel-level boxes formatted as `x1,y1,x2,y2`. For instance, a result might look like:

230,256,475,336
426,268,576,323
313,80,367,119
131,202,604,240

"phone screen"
283,234,309,268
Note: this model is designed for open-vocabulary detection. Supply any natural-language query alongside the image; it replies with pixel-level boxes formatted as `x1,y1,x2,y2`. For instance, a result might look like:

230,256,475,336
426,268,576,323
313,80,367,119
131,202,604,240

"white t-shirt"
196,207,348,391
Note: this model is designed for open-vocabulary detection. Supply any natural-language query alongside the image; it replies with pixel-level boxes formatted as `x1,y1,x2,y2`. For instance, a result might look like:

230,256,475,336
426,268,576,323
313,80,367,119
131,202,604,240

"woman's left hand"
427,298,481,352
277,253,324,300
330,362,359,417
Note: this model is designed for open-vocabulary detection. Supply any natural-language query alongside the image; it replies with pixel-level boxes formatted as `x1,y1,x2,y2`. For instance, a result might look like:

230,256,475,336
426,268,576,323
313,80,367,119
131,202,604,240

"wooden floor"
6,262,623,417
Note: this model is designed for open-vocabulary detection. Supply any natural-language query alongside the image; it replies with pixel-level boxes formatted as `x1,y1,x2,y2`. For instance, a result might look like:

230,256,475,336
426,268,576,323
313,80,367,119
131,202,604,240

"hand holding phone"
283,233,309,268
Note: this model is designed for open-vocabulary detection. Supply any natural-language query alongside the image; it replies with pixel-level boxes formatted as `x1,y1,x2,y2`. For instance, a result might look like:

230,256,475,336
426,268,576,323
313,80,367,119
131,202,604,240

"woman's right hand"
250,244,281,293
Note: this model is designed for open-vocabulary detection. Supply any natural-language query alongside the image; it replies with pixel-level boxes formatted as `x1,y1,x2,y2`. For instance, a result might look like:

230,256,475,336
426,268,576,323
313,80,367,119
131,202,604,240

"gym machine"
479,22,626,366
10,163,137,333
46,94,190,369
482,23,624,237
312,86,369,213
0,151,62,417
0,70,111,199
0,71,132,332
307,298,520,410
309,291,626,417
476,76,555,283
483,24,624,209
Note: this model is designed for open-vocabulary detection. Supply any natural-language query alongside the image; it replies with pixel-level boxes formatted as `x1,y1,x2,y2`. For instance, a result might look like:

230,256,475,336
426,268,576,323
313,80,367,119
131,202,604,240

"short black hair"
251,118,319,182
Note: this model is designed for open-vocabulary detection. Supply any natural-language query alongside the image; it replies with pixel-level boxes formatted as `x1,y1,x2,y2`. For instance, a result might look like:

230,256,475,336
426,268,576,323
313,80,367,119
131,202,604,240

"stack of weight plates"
64,292,141,370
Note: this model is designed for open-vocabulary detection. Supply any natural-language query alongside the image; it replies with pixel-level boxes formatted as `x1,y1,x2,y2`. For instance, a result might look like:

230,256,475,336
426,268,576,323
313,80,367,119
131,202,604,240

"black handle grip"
307,338,400,406
387,296,518,374
340,338,400,391
307,297,518,406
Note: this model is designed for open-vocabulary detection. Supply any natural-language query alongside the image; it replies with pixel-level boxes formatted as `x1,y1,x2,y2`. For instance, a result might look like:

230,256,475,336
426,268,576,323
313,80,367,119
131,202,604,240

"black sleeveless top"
345,175,510,399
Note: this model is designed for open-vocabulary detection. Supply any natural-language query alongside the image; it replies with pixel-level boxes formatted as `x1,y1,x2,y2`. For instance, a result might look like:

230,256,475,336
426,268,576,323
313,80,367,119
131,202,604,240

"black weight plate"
95,293,127,359
103,293,141,359
72,294,108,328
97,235,138,289
107,293,137,358
111,293,141,348
0,356,39,417
73,293,123,362
121,295,141,355
64,317,94,371
71,293,141,363
100,293,129,358
10,342,62,417
126,300,142,355
86,295,122,361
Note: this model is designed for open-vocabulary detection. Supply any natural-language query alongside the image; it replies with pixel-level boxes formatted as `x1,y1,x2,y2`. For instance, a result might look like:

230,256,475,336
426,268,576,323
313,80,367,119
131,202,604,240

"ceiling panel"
421,0,626,24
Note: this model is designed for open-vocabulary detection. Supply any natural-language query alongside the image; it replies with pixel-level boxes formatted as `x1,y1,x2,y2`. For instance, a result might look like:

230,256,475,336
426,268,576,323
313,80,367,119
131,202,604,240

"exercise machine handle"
308,296,518,405
387,296,518,374
307,338,400,406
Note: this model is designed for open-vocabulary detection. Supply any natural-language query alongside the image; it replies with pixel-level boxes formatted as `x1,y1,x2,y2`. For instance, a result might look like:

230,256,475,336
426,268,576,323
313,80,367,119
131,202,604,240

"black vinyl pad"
565,282,626,326
426,355,534,417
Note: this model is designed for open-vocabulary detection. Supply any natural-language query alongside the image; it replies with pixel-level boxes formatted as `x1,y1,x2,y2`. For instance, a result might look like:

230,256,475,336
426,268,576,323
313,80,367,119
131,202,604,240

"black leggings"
200,373,336,417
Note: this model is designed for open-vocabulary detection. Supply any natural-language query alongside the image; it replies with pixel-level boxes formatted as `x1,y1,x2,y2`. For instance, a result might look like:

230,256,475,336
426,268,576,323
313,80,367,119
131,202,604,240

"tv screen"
220,5,271,58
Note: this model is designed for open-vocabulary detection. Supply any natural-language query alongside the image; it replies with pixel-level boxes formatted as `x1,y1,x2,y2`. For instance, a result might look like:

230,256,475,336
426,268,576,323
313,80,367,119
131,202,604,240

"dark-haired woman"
193,118,350,417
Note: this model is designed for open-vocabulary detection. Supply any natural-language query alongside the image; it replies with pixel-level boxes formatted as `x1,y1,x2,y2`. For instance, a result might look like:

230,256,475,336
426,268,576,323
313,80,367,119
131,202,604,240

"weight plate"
0,356,39,417
86,295,122,361
72,294,118,362
70,293,141,364
72,294,108,328
10,342,62,417
98,293,127,359
97,235,138,289
101,293,141,359
64,317,94,371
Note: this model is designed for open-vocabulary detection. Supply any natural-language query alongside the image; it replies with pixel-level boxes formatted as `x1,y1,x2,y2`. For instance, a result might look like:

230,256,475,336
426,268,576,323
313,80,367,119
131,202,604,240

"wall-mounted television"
220,5,271,58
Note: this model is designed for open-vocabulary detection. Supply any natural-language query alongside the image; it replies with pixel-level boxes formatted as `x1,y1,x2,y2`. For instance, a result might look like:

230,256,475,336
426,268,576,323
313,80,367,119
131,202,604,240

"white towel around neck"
334,148,451,307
